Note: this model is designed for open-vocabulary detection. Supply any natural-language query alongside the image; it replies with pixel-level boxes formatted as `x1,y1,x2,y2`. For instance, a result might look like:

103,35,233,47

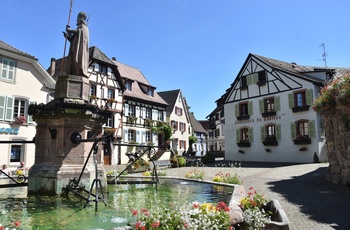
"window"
107,89,115,99
289,89,313,112
106,115,114,127
179,122,186,132
180,140,186,149
1,58,16,81
175,107,183,116
145,131,152,143
90,85,97,96
236,127,253,147
240,128,249,142
240,103,248,116
145,108,152,119
171,120,178,130
157,111,163,121
10,143,23,163
125,81,132,91
148,88,154,97
291,120,315,144
14,99,27,118
128,105,135,117
261,124,280,146
258,71,267,83
297,120,308,136
127,130,136,142
265,98,275,112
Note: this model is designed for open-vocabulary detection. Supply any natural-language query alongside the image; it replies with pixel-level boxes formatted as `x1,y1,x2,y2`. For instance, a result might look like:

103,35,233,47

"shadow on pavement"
267,167,350,229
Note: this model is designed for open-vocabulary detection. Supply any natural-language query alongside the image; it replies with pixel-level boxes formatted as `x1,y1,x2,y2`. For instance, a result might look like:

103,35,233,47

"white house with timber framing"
224,53,350,163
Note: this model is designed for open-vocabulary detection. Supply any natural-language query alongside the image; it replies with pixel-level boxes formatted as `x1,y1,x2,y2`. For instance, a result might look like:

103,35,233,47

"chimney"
112,57,117,61
50,58,56,77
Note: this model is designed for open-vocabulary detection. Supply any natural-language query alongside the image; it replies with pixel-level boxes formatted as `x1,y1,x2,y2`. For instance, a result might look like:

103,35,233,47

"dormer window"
148,88,154,97
125,81,132,91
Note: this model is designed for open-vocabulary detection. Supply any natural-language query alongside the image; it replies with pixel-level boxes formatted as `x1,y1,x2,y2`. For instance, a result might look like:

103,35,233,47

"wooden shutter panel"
275,96,280,111
249,127,254,142
248,101,253,115
136,130,140,143
259,100,264,113
236,128,240,143
124,129,128,142
253,73,259,84
290,123,296,139
163,111,167,122
124,104,129,116
306,89,313,105
136,106,140,117
0,95,5,120
235,104,239,117
288,93,294,109
260,126,266,142
5,96,14,121
308,120,315,138
276,124,281,140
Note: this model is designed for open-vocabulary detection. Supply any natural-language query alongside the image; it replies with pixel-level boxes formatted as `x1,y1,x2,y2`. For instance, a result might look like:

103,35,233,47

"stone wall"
324,105,350,185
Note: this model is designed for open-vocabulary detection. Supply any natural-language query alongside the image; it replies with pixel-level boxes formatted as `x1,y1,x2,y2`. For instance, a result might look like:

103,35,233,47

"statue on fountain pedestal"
63,11,89,78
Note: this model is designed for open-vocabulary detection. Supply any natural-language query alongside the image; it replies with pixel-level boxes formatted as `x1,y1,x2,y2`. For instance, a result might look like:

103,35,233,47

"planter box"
264,200,290,230
293,139,311,145
237,142,251,147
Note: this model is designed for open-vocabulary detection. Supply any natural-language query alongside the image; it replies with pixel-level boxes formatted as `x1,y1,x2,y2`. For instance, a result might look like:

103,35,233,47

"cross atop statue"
63,11,89,77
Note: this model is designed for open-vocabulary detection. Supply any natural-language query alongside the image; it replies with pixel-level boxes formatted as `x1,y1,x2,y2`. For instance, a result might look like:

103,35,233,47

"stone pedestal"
28,113,107,195
55,75,90,101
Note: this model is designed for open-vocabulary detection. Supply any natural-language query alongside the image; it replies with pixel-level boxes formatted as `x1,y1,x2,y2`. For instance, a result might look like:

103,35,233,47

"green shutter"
306,89,313,105
253,73,259,84
288,93,294,109
259,99,264,113
308,120,315,138
290,123,296,139
248,101,253,115
5,96,14,121
236,128,240,143
249,127,254,142
0,95,5,120
275,96,280,111
276,124,281,140
235,104,239,117
247,74,253,85
260,126,266,142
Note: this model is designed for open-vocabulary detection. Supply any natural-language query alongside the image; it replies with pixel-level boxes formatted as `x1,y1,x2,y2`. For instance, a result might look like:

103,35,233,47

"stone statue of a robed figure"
63,11,89,78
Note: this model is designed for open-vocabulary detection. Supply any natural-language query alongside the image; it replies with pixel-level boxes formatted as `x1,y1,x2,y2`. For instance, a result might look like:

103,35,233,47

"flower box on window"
127,116,138,124
293,134,311,145
236,115,250,120
237,141,251,147
263,135,278,146
261,111,277,117
13,116,27,124
292,105,310,113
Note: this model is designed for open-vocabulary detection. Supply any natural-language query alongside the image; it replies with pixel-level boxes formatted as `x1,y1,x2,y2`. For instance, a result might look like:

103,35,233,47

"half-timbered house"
224,53,349,163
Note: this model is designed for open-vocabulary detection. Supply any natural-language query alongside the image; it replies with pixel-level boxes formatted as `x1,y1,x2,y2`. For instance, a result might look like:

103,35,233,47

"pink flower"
131,208,138,216
183,222,189,228
14,220,21,228
151,221,160,228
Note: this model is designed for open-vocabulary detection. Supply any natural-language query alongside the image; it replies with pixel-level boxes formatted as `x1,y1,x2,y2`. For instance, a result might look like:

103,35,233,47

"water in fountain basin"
0,179,233,229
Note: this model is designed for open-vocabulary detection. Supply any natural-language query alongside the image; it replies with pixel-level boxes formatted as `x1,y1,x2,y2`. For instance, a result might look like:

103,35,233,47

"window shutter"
124,129,128,143
260,126,266,142
249,127,254,142
253,73,259,84
141,131,145,143
236,128,240,143
136,130,140,143
275,96,281,111
163,111,167,122
259,100,264,113
288,93,294,109
290,123,296,139
0,95,5,120
247,74,254,85
235,104,239,117
276,124,281,140
152,131,156,143
248,101,253,115
141,107,146,118
124,104,129,116
306,89,313,105
308,120,315,138
28,101,35,123
176,121,179,130
107,67,112,76
136,106,140,117
5,96,14,121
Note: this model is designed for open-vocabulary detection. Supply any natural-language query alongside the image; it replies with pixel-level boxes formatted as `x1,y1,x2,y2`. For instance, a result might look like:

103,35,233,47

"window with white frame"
125,81,132,91
145,108,152,119
179,140,186,149
128,105,135,117
175,107,182,116
127,130,136,142
90,85,97,96
14,98,27,119
0,96,30,122
157,110,163,121
1,58,16,81
145,131,152,143
107,88,115,99
179,122,186,132
10,142,24,163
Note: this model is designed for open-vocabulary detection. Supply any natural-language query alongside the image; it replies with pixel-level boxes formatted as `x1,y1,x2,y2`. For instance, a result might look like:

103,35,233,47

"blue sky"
2,0,350,120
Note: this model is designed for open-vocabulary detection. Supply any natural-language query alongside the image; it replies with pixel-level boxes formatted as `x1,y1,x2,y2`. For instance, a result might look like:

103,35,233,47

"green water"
0,179,233,229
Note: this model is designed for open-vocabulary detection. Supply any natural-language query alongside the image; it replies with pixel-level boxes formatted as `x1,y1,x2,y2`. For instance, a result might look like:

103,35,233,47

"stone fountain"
28,12,111,195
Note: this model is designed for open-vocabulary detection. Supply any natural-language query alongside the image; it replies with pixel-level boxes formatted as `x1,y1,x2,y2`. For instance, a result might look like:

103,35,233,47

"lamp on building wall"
49,127,57,139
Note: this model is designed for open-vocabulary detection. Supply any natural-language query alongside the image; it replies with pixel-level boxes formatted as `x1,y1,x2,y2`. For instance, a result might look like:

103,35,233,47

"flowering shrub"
14,116,26,124
142,171,167,176
239,186,271,230
313,73,350,112
185,169,205,180
131,201,232,230
213,172,243,185
0,220,21,229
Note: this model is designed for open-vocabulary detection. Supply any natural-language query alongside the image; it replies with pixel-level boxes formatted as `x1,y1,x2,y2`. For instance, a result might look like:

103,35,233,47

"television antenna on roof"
319,43,327,67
